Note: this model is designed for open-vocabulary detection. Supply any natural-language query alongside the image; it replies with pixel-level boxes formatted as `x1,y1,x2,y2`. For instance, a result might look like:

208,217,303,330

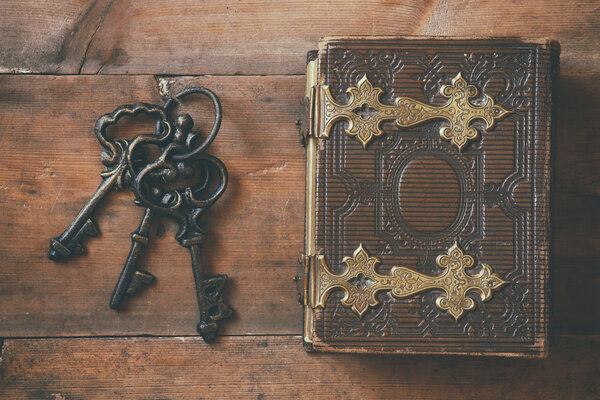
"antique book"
299,37,559,356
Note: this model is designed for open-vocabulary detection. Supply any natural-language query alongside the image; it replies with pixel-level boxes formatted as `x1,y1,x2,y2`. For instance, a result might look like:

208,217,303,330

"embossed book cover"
299,37,559,356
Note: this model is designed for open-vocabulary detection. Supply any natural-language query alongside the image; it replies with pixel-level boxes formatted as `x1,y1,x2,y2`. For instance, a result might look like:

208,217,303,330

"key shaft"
48,162,126,260
110,207,155,309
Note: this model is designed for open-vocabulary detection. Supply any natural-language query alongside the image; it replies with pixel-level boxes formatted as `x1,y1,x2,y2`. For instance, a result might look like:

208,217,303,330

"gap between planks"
0,72,306,77
0,333,301,340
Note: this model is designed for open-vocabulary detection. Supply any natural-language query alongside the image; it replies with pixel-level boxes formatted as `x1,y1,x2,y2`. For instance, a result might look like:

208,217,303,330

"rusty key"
130,148,233,342
107,88,233,341
48,104,172,260
107,110,206,309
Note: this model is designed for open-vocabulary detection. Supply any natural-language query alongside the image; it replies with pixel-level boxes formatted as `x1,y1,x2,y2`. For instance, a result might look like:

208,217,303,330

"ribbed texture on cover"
307,37,558,356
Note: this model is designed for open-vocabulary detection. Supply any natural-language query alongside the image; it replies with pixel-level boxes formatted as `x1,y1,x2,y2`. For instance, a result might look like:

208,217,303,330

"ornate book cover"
300,37,559,356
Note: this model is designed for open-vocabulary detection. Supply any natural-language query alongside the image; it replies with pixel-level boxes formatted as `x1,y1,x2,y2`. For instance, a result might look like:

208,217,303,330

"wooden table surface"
0,1,598,399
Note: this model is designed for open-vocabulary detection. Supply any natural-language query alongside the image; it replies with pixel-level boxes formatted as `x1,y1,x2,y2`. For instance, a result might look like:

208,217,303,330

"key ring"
155,87,223,162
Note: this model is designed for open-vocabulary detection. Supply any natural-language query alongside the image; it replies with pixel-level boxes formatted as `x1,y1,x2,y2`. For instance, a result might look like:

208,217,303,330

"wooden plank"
0,0,113,74
0,335,599,399
0,74,598,337
555,73,600,197
0,74,305,337
0,0,598,75
552,73,600,333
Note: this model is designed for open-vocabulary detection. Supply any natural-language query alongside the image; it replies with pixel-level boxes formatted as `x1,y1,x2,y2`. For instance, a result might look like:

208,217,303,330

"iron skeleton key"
48,104,172,260
48,88,233,342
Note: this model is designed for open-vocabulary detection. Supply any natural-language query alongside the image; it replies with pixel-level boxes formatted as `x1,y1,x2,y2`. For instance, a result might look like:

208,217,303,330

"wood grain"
0,335,598,399
0,73,598,337
0,0,598,75
0,0,114,74
0,0,598,396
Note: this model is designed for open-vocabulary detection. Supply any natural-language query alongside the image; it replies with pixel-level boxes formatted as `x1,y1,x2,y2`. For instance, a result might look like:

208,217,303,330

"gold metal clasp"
312,242,508,321
318,73,510,150
299,60,319,146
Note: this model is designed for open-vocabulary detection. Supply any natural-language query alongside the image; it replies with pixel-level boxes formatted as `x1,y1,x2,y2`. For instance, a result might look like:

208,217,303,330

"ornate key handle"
133,150,227,238
95,103,173,173
131,120,227,208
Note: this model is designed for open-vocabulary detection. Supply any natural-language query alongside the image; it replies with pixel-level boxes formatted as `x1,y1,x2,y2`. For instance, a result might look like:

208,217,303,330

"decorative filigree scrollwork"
320,73,510,150
314,242,508,321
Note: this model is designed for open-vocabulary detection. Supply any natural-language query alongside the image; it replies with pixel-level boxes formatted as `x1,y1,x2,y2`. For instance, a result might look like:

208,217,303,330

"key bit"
49,218,99,260
126,270,154,295
188,244,233,342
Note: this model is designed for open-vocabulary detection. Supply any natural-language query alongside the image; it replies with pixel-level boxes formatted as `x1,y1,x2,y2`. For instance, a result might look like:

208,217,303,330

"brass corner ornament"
319,73,511,150
313,242,508,321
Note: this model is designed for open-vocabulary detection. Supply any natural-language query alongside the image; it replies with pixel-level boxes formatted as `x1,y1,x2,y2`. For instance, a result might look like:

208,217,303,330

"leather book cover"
300,37,559,356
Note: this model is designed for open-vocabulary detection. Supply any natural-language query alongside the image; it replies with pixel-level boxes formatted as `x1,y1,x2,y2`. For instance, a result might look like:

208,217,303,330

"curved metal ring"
155,87,223,161
185,153,229,207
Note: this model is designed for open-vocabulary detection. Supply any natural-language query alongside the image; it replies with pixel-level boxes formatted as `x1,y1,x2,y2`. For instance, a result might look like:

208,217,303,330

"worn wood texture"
0,335,599,399
0,0,599,397
0,0,598,75
0,72,598,337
